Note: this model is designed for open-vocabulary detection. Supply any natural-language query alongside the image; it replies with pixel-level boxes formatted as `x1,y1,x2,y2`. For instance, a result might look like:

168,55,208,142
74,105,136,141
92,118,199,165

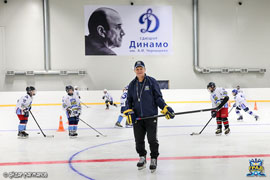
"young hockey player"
102,89,117,110
74,86,81,99
16,86,36,138
232,89,259,121
115,86,132,128
62,85,81,137
125,61,175,173
207,82,230,135
236,85,245,98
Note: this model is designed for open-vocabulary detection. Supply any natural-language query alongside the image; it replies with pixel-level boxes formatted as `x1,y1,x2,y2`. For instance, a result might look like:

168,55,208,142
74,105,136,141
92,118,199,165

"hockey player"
236,85,243,93
102,89,117,110
236,85,245,98
74,86,81,99
62,85,81,137
207,82,230,135
16,86,36,138
125,61,175,173
232,89,259,121
115,86,132,128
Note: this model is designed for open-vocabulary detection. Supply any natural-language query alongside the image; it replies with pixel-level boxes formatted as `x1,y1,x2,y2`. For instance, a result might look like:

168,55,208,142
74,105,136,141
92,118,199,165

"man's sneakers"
137,156,146,170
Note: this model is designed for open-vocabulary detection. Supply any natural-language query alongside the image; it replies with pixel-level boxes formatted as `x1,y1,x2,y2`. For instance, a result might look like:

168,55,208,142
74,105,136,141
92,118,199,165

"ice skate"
18,131,28,139
69,131,77,138
237,115,243,122
115,122,123,128
224,128,230,136
137,156,146,170
125,123,133,128
215,128,222,136
149,158,157,173
255,115,259,121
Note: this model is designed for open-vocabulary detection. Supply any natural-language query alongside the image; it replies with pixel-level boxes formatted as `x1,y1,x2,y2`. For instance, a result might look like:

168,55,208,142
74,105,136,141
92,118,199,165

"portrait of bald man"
85,7,125,55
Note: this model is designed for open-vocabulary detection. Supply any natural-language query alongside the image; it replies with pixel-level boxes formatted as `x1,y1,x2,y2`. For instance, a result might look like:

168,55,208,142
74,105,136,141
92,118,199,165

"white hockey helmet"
74,86,78,90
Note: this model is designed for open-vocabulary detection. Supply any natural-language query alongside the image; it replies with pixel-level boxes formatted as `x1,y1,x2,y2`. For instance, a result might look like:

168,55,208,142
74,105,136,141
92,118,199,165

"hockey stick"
137,96,229,120
190,102,235,136
228,105,235,114
29,111,54,138
79,118,107,137
190,117,213,136
81,102,90,108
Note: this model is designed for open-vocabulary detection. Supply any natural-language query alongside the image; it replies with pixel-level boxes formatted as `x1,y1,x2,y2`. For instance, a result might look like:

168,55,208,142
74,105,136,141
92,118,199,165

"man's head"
74,86,78,91
88,7,125,48
26,86,36,97
134,61,146,80
232,89,238,96
104,89,108,94
236,85,240,90
66,85,74,96
207,82,216,93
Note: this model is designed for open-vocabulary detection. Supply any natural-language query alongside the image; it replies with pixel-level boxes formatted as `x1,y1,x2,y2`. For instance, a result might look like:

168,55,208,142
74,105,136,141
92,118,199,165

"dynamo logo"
139,8,159,33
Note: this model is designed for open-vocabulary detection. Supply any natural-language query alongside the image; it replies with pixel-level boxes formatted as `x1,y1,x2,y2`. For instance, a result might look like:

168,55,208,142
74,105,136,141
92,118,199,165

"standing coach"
124,61,175,173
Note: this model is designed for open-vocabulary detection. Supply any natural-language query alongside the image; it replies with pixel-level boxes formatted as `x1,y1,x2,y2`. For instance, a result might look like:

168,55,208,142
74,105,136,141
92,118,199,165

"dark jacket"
127,75,167,118
85,35,116,55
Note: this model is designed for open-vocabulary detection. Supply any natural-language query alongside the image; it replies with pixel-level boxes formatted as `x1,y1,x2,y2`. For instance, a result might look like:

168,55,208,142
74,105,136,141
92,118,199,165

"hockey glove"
211,110,217,118
23,109,29,117
102,96,105,100
233,103,236,108
161,105,175,120
67,108,72,116
123,109,136,125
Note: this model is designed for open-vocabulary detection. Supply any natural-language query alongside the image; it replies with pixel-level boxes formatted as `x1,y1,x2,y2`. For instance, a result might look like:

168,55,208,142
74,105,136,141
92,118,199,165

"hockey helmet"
207,82,216,89
232,89,238,95
66,85,74,92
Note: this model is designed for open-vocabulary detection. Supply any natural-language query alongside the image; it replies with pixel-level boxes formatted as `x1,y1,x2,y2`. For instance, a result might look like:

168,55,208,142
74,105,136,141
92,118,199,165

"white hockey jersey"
120,91,128,108
234,93,248,109
62,94,81,117
74,90,80,99
210,87,228,108
103,92,113,102
16,94,33,115
237,89,246,99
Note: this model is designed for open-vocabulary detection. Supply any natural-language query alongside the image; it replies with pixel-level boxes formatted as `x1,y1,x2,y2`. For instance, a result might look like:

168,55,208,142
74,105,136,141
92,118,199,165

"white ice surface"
0,90,270,180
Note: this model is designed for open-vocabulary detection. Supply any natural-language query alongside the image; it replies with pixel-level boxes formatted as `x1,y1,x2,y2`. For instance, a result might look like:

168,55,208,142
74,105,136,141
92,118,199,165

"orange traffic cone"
57,115,65,132
254,101,258,110
228,101,231,107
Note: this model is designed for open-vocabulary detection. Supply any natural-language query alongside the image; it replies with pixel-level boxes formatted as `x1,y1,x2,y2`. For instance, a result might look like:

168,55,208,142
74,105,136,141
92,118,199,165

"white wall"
0,0,269,91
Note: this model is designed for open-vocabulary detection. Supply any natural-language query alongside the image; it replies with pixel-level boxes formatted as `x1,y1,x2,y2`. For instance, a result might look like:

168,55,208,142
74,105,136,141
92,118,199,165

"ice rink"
0,89,270,180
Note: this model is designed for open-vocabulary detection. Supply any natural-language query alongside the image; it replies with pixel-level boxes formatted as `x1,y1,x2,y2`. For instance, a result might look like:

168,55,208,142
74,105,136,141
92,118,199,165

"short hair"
88,9,110,36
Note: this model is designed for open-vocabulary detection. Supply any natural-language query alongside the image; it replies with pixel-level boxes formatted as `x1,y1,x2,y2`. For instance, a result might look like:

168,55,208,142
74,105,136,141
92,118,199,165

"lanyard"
136,78,146,102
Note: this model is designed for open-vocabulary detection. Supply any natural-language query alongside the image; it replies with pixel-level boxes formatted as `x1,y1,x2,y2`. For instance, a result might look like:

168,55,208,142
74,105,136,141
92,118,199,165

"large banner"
84,5,173,56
